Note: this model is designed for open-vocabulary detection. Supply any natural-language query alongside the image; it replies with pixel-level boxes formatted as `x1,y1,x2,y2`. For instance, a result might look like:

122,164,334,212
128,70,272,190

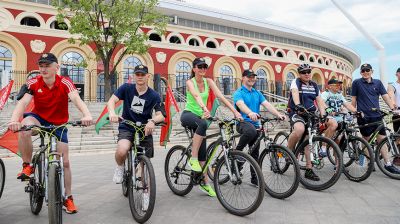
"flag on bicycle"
0,80,14,111
160,85,180,146
206,88,220,127
95,100,123,134
0,99,35,156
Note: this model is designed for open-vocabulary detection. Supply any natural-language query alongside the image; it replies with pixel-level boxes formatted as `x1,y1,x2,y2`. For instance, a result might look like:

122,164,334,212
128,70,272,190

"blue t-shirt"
114,83,162,131
233,86,267,127
351,78,387,118
288,78,319,116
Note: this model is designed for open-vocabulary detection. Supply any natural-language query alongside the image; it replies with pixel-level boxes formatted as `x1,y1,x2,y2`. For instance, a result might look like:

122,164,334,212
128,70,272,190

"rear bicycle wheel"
128,155,156,223
164,145,193,196
214,151,264,216
0,159,5,199
295,136,343,191
259,144,300,199
341,136,374,182
375,137,400,180
48,163,63,224
30,153,45,214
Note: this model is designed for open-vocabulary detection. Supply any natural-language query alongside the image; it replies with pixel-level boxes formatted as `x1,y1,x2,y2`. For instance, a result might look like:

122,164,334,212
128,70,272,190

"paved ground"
1,149,400,224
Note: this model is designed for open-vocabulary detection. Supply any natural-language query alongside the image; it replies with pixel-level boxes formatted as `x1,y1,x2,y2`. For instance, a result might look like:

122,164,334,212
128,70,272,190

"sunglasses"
361,69,371,73
299,70,311,75
197,64,208,69
135,73,147,77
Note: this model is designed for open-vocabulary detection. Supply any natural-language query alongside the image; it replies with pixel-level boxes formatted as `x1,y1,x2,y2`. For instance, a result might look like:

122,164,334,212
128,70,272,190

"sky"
186,0,400,84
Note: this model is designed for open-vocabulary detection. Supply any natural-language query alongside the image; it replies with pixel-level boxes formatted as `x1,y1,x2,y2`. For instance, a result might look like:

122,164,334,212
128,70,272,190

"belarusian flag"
0,80,14,110
160,86,179,146
206,89,220,127
95,101,123,134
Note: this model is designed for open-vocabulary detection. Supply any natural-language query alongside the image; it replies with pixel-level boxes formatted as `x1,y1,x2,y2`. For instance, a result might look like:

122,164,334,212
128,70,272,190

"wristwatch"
148,119,156,124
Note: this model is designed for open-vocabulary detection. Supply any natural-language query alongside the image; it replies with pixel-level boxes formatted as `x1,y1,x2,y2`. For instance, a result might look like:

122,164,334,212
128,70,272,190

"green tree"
55,0,167,100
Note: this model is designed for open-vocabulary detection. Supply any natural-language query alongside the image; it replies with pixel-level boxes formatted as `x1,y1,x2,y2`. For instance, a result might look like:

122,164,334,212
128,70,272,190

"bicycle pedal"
25,185,32,193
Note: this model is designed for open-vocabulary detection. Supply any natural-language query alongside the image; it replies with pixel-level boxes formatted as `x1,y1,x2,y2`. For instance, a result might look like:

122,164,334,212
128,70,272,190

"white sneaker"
113,165,124,184
142,192,149,211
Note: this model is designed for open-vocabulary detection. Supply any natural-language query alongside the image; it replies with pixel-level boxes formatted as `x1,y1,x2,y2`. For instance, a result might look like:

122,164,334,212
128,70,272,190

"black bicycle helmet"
298,63,311,73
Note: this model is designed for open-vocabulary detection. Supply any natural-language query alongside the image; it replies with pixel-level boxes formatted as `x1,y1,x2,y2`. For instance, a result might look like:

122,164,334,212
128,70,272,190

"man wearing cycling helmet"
286,64,328,181
351,63,400,174
233,69,285,185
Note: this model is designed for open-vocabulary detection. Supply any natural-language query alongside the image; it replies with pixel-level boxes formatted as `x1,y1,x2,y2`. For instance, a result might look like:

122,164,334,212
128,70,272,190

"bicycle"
328,112,374,182
356,109,400,180
0,158,5,199
17,121,83,224
274,111,343,191
164,117,265,216
206,116,300,199
117,119,164,223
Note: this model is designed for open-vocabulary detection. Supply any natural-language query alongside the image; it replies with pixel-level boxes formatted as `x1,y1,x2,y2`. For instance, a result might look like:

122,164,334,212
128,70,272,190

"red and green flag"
0,80,14,110
95,101,123,134
160,86,179,146
206,88,220,127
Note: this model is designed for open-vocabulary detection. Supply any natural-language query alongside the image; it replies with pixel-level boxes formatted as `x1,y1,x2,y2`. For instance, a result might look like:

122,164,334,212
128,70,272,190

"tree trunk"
103,61,112,101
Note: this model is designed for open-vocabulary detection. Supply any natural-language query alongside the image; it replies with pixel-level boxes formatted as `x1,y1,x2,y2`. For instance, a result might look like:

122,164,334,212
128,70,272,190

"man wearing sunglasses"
107,65,165,209
287,64,328,181
351,63,400,174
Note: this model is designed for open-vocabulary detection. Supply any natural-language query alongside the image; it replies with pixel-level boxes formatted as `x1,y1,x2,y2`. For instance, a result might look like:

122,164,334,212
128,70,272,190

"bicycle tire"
214,150,264,216
30,153,45,214
375,137,400,180
294,136,343,191
0,159,5,199
128,155,156,223
259,144,300,199
164,145,193,196
273,131,291,173
206,140,226,182
48,163,63,224
122,158,128,197
340,136,374,182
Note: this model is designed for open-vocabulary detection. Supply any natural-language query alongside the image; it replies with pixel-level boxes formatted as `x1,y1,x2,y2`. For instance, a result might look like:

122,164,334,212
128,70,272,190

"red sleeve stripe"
26,79,37,89
61,79,77,93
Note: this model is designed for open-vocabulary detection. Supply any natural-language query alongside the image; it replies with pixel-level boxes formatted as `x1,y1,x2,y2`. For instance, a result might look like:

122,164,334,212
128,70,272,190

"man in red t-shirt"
8,53,93,214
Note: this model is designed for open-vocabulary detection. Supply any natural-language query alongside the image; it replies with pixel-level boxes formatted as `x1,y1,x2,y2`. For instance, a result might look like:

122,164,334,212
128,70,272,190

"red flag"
206,89,220,127
0,100,35,155
160,86,179,146
0,80,14,110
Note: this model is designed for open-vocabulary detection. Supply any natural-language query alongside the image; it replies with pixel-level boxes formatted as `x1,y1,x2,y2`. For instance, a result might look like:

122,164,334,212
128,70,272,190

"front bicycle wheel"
164,145,193,196
214,150,264,216
259,144,300,199
295,136,343,191
48,163,63,224
128,155,156,223
206,140,225,182
0,159,5,199
122,158,128,197
375,137,400,180
273,131,289,147
30,153,45,214
340,136,374,182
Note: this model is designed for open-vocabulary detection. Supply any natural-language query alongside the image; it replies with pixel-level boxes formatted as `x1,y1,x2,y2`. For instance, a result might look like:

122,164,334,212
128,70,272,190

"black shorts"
393,114,400,133
357,116,385,137
118,129,154,158
289,113,314,127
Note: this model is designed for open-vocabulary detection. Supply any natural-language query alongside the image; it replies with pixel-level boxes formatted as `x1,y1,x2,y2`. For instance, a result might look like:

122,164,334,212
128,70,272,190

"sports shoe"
142,192,149,211
17,162,34,181
113,165,124,184
384,164,400,174
63,195,78,214
392,156,400,166
199,184,216,197
304,168,320,181
189,158,202,172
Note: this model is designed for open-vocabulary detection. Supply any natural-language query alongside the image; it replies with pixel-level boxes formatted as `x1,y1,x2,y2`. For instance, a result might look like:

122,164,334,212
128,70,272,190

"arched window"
219,65,234,95
309,57,315,63
20,17,40,27
175,60,191,95
276,51,284,58
50,21,68,30
256,68,268,92
251,48,259,54
285,72,296,97
206,41,217,48
299,55,305,61
60,51,85,99
169,36,181,44
264,49,272,56
318,59,323,64
123,56,142,83
149,33,161,42
0,45,12,88
97,73,105,102
188,38,200,46
237,45,246,53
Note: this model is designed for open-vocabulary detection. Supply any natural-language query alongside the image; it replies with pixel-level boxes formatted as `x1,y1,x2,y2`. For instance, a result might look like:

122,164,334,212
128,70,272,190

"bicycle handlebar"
16,121,85,132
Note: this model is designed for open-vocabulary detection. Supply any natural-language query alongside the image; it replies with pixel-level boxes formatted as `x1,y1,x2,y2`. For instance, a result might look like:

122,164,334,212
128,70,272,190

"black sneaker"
305,168,320,181
384,165,400,174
